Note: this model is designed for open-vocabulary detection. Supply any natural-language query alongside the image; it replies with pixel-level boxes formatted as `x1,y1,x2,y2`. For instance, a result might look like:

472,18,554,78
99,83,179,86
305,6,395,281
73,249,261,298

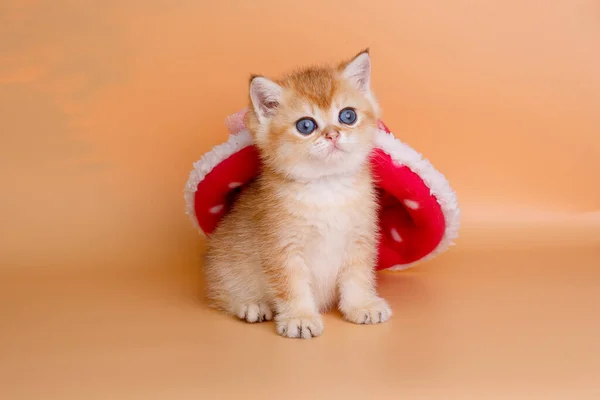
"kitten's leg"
338,236,392,324
265,255,323,339
204,253,273,323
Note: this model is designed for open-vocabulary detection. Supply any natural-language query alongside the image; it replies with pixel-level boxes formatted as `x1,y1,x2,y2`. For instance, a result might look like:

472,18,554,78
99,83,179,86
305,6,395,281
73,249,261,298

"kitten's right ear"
341,49,372,95
249,76,283,122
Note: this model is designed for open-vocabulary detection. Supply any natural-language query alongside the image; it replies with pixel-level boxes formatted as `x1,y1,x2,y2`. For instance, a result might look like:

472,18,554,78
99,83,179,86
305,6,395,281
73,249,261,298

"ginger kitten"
204,50,391,339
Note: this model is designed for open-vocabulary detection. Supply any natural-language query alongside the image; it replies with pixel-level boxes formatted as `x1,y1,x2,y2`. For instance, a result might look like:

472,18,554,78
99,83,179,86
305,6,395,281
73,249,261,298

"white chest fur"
286,175,364,310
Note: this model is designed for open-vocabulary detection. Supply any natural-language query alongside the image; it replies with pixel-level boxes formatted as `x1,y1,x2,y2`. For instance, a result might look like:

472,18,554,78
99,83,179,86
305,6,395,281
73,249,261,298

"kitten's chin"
284,149,371,181
322,145,346,161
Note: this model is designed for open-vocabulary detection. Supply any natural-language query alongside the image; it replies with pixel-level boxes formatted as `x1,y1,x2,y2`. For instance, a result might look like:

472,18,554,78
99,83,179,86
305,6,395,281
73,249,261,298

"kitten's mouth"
328,143,346,153
324,145,348,160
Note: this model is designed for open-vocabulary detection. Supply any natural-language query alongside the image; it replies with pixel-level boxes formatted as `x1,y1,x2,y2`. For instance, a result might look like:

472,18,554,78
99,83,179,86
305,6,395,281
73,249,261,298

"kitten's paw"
342,297,392,325
235,303,273,323
275,314,323,339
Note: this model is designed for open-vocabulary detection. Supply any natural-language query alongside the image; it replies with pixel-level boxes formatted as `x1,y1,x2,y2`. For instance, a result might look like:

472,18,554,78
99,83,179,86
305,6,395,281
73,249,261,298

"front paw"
275,314,324,339
234,302,273,323
342,297,392,325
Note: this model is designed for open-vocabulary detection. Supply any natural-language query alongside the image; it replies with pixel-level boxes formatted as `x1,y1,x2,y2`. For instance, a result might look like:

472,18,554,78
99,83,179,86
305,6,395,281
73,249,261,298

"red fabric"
193,121,446,270
370,149,445,269
194,146,260,234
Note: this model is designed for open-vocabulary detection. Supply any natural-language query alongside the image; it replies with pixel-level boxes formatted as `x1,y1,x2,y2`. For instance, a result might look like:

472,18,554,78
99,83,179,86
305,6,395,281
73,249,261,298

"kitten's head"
246,50,380,181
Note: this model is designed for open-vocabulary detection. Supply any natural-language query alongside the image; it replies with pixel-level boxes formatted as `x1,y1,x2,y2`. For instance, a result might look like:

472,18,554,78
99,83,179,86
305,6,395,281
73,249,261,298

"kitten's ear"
341,50,372,94
249,76,283,122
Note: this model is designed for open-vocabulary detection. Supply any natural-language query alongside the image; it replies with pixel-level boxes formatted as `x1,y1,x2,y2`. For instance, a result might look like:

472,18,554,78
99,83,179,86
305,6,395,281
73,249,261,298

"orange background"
1,1,599,398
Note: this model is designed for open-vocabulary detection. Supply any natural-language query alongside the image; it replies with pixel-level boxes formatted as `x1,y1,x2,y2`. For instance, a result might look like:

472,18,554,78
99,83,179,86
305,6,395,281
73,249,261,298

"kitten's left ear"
249,76,283,122
341,49,372,94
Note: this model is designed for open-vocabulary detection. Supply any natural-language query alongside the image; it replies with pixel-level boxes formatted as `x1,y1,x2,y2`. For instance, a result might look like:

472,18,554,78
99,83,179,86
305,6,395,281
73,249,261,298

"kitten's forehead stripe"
279,67,337,109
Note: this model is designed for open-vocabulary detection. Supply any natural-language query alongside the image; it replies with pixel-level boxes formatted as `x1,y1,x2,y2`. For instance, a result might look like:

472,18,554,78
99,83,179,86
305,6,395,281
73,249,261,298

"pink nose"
325,130,340,141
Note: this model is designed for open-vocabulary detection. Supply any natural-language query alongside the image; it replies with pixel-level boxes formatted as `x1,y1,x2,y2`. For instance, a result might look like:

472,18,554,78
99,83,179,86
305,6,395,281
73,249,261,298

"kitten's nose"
324,130,340,142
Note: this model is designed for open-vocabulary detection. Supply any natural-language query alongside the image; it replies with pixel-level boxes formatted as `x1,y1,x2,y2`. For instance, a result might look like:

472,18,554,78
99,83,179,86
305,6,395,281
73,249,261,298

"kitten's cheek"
278,143,298,160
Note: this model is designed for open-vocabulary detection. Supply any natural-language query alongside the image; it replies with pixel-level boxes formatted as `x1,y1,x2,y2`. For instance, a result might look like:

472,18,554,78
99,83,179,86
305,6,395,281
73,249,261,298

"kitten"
204,50,391,339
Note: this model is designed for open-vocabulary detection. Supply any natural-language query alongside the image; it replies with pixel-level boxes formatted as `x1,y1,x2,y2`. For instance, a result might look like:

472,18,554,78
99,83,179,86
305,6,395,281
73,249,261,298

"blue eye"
339,108,357,125
296,118,317,135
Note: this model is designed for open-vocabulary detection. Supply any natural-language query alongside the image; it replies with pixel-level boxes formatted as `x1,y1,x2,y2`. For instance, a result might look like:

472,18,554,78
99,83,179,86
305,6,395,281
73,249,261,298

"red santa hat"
184,109,460,271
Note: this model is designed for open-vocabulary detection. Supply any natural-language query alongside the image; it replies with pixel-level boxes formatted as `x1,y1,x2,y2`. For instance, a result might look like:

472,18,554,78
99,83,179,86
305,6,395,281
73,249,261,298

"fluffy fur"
204,50,391,339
